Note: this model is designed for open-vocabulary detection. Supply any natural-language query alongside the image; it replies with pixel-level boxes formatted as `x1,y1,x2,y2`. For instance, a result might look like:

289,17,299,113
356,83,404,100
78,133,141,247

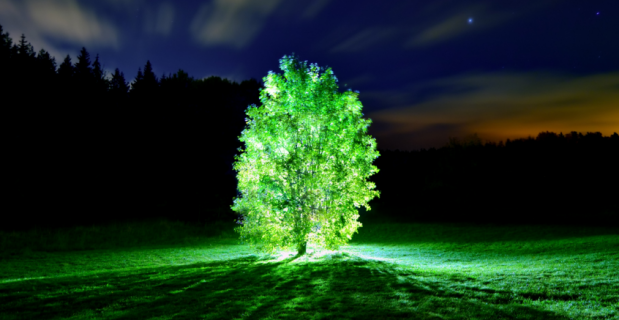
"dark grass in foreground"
0,218,236,256
0,218,618,319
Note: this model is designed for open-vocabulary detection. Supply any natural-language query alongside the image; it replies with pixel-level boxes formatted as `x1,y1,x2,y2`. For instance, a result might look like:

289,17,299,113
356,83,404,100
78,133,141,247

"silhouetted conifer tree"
130,60,161,123
130,67,144,95
34,48,58,103
0,25,14,93
12,34,36,106
130,60,159,99
16,34,35,59
0,24,13,65
0,24,10,48
142,60,158,91
91,54,109,96
36,49,57,75
57,54,75,96
74,47,94,96
110,68,129,99
14,34,35,76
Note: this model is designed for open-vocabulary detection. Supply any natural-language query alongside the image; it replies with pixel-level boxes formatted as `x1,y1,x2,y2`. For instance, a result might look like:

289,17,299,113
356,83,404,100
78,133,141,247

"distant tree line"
2,26,262,229
2,25,616,230
368,131,618,225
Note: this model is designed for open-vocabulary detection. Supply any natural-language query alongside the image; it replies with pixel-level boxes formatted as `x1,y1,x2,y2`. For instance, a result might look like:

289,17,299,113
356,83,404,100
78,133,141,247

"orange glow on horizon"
368,71,619,150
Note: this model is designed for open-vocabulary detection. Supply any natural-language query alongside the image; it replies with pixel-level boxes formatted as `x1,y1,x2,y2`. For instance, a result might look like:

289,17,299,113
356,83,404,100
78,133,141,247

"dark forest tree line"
2,26,262,229
369,131,618,225
2,25,616,229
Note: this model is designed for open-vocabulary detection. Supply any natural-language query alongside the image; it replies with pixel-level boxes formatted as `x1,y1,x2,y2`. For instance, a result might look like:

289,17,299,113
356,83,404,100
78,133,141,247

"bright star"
468,18,473,24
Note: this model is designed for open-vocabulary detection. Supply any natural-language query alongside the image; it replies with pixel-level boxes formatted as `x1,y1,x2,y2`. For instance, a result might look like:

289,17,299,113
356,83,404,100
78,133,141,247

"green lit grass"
0,219,618,319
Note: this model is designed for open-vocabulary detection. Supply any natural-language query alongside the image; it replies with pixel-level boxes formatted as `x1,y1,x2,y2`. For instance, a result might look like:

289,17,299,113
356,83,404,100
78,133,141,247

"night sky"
1,0,617,150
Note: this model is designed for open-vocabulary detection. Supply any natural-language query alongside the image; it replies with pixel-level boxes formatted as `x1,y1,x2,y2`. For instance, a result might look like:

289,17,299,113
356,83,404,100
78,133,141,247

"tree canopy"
231,54,380,255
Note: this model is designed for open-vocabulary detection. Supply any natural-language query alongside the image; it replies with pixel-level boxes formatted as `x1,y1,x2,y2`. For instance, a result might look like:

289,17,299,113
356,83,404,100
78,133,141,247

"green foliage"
231,54,380,254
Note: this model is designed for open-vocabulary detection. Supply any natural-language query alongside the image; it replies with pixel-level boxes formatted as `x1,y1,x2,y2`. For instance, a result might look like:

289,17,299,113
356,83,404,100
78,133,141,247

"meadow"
0,216,618,319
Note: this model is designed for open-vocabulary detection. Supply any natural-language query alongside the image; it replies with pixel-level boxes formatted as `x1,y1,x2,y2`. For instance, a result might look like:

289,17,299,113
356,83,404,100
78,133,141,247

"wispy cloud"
407,12,476,47
26,0,119,48
0,0,120,61
0,0,48,53
406,4,504,47
190,0,282,49
368,72,619,149
0,0,20,21
102,0,144,10
330,27,398,53
143,2,175,37
405,1,555,48
301,0,331,19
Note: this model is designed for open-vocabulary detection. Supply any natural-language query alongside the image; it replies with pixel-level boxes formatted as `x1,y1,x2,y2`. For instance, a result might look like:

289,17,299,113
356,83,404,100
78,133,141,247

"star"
468,17,474,24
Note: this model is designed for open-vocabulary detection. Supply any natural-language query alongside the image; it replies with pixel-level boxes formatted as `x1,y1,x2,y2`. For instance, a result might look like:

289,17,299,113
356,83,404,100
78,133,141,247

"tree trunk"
296,241,307,256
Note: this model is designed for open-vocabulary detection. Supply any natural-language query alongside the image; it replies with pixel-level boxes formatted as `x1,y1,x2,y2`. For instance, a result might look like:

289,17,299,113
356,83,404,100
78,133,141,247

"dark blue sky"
1,0,617,150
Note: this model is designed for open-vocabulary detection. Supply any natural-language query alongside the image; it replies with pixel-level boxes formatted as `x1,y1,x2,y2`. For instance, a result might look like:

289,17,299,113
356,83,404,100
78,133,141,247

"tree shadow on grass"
0,254,571,319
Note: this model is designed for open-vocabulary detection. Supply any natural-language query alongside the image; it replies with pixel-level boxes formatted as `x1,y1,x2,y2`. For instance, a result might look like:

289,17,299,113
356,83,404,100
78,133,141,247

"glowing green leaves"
232,54,380,255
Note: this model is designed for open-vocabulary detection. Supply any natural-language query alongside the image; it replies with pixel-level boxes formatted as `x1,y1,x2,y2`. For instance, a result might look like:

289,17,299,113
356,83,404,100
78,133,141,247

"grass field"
0,217,618,319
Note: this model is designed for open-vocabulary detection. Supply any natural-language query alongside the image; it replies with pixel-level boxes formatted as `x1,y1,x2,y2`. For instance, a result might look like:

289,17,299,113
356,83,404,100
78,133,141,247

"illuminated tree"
231,54,380,256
